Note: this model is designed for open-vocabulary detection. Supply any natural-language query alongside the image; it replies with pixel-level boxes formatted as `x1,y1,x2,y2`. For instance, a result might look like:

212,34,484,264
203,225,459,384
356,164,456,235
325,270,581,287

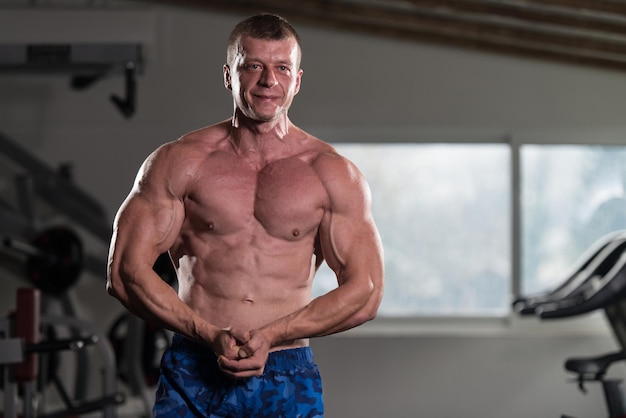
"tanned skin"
107,34,384,379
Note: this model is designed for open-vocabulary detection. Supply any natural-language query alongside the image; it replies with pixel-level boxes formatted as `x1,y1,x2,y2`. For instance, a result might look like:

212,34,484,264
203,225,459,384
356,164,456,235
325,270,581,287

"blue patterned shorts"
153,334,324,417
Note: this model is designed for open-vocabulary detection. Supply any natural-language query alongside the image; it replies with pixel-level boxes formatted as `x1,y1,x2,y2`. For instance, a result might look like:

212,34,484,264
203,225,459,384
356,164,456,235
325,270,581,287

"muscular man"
107,13,384,417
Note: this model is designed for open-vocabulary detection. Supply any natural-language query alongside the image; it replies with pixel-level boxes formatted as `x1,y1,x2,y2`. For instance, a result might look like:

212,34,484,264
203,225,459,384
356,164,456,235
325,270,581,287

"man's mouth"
254,94,278,100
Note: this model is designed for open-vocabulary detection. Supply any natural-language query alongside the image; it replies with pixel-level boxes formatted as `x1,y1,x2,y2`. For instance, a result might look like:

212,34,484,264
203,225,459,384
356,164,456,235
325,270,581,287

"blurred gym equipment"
515,230,626,418
1,288,124,418
0,132,174,417
0,43,142,118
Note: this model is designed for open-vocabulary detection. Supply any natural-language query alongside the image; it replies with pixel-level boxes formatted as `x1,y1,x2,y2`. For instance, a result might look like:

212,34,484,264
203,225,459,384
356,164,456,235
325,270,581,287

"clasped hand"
213,328,270,379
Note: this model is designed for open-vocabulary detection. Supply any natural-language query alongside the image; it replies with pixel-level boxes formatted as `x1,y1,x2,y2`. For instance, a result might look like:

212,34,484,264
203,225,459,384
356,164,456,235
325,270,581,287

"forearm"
107,265,220,346
314,290,382,336
261,278,381,346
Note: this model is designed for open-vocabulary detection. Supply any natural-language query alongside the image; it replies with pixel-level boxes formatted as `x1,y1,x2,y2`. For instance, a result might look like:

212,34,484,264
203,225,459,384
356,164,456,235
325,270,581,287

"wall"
313,334,618,418
2,3,626,417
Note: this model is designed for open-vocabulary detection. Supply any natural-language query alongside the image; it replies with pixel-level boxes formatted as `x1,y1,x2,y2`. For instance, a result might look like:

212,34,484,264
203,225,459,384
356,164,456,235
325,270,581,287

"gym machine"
0,43,143,118
0,132,174,417
1,288,123,418
515,230,626,418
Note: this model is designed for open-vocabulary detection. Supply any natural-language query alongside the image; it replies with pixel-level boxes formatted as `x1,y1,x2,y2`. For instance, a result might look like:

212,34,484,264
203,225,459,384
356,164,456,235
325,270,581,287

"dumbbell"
3,227,83,294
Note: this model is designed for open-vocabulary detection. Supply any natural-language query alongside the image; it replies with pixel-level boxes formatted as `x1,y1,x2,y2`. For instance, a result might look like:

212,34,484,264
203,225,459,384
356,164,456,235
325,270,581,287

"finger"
218,355,265,376
218,355,260,370
219,356,265,370
214,338,239,360
236,339,261,359
222,366,265,379
237,332,265,356
230,329,251,345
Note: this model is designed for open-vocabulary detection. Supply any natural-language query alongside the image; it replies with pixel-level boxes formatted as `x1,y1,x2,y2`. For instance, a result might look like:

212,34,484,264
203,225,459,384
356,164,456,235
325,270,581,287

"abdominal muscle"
173,241,317,351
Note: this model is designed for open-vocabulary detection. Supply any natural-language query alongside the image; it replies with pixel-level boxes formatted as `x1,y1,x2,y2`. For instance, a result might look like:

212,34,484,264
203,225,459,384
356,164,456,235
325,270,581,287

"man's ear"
294,68,303,95
223,64,232,90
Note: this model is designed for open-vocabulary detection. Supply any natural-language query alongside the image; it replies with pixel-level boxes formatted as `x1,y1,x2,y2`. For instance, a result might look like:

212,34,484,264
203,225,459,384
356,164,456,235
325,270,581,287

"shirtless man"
107,13,384,417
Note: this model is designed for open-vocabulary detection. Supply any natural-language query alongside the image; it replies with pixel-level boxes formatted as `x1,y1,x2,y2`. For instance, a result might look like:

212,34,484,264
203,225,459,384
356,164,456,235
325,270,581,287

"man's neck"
229,111,294,156
232,109,291,134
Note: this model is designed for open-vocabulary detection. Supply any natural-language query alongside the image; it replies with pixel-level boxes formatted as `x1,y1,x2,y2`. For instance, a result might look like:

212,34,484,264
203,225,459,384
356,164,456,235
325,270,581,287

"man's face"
224,36,303,123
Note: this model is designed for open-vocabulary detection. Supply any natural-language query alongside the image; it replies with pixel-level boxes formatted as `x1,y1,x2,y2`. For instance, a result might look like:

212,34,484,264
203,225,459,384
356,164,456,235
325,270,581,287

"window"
313,143,511,316
311,140,626,318
521,145,626,296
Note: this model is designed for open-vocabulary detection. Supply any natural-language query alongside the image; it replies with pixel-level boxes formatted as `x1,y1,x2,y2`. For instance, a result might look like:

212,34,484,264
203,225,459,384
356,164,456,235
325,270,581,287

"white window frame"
315,127,624,337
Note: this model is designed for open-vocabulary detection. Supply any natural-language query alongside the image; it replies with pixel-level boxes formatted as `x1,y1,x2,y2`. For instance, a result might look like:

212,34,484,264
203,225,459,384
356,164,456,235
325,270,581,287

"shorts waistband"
171,334,314,371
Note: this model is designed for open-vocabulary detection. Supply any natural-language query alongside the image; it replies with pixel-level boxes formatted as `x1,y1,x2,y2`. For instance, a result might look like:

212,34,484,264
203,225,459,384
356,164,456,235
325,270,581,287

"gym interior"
2,2,626,417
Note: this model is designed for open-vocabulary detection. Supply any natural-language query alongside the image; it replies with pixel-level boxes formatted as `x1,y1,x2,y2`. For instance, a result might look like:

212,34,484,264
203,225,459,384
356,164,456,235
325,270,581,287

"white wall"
2,3,626,417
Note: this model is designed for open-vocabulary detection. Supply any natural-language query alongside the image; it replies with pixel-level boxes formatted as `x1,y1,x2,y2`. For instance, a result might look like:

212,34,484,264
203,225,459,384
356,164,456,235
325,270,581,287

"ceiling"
150,0,626,73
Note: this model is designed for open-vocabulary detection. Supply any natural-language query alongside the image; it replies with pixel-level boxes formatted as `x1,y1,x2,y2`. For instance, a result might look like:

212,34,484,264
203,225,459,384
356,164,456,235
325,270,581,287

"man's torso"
167,123,336,347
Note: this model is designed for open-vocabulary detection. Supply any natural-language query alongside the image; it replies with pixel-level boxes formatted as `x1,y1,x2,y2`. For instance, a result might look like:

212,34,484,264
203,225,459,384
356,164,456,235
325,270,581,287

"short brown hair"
227,13,302,68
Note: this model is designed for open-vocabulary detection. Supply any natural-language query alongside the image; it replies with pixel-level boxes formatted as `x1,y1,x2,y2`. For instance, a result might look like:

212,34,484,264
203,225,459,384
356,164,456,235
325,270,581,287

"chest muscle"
184,154,327,240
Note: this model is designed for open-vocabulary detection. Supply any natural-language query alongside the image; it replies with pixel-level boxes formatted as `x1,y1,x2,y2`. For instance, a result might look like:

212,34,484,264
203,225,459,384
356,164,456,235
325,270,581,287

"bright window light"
313,143,511,316
521,145,626,295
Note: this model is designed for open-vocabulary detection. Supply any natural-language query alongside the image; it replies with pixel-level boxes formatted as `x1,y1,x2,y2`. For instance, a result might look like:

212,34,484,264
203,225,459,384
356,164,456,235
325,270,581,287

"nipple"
292,229,300,237
207,221,215,231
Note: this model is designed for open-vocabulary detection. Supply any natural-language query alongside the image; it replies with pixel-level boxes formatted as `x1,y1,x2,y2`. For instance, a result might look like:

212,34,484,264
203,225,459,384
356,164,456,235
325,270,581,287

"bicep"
112,191,184,265
319,166,384,287
109,147,187,276
321,210,383,286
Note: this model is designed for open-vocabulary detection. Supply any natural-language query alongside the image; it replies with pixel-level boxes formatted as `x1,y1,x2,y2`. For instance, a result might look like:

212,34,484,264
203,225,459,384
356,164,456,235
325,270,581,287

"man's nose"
259,68,277,87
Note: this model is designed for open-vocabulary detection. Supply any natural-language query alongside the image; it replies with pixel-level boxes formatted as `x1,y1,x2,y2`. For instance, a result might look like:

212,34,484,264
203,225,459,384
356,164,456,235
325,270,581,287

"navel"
292,228,300,237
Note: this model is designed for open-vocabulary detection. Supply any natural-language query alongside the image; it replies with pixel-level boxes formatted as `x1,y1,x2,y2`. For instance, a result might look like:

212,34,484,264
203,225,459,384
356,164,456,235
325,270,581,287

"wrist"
194,322,221,350
258,322,285,348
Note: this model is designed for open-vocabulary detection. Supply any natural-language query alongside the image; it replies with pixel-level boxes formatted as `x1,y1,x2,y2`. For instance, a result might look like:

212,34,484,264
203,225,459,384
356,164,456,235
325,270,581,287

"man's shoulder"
293,131,367,186
294,130,341,160
176,121,231,149
298,136,352,171
145,122,232,175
